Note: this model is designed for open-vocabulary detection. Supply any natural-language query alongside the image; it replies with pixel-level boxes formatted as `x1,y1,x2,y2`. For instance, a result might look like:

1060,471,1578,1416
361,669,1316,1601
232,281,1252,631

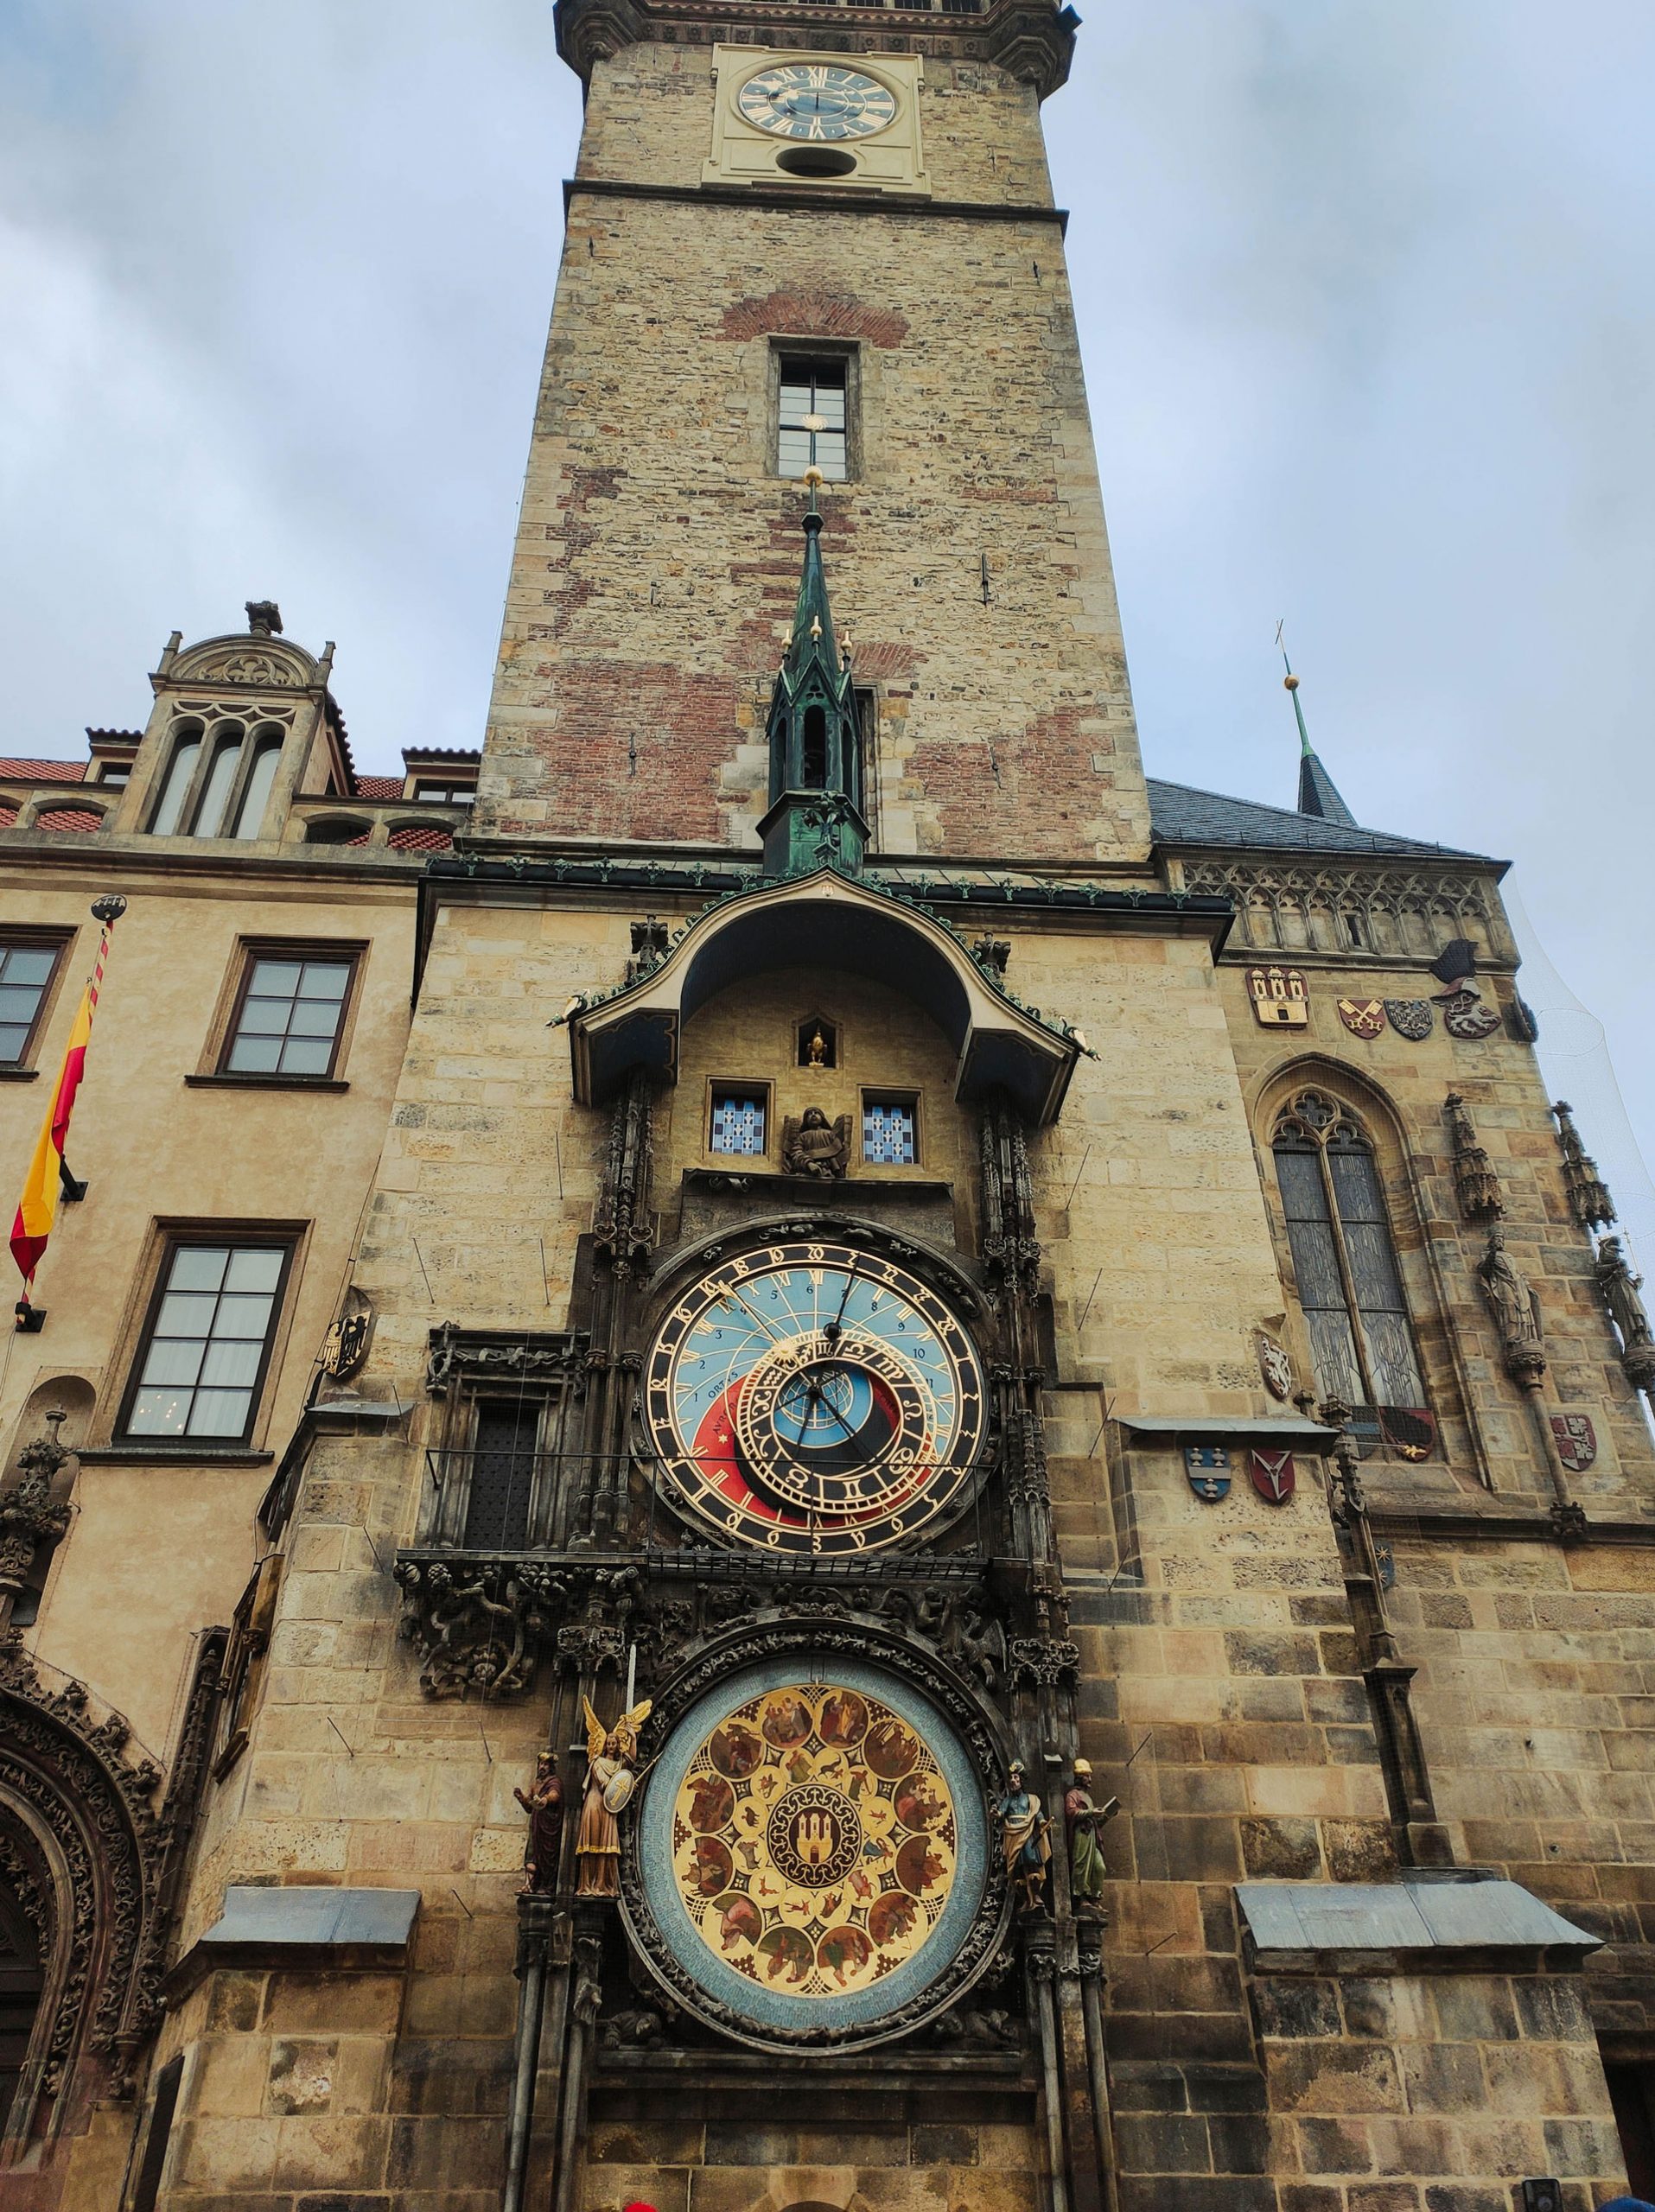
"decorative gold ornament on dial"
737,64,899,143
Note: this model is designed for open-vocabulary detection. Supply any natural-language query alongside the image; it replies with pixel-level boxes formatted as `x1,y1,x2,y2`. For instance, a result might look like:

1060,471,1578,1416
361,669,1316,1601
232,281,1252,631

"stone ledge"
1236,1874,1601,1977
167,1884,422,1998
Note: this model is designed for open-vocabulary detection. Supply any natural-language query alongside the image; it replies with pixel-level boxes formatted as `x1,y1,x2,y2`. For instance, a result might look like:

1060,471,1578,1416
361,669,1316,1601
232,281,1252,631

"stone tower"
22,3,1655,2209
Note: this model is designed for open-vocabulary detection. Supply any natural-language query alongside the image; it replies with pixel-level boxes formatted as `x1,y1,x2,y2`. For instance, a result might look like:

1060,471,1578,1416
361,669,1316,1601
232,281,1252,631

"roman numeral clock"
621,1228,1010,2050
703,48,929,191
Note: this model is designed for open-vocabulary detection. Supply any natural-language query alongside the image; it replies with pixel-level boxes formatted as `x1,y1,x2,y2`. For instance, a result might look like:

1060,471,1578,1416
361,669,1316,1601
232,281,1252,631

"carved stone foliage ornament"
0,1414,71,1601
1247,966,1308,1028
1385,999,1433,1041
1445,1092,1504,1223
426,1323,589,1396
622,1644,1005,2051
0,1638,176,2123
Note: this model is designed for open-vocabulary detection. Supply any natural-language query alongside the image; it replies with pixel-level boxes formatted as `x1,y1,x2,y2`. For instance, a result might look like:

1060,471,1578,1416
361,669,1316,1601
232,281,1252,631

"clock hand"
824,1262,859,1344
718,1287,785,1344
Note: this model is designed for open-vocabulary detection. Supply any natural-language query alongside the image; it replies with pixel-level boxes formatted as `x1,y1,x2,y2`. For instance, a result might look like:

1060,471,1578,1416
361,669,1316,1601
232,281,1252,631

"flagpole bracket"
58,1161,87,1205
13,1302,46,1334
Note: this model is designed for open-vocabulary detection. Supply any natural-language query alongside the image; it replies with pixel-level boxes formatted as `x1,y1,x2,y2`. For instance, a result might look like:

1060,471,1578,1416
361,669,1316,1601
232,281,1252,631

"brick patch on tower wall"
720,285,910,348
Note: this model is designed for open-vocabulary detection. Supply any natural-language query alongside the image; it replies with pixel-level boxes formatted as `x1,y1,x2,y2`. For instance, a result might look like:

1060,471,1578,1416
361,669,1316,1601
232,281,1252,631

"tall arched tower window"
1272,1088,1431,1451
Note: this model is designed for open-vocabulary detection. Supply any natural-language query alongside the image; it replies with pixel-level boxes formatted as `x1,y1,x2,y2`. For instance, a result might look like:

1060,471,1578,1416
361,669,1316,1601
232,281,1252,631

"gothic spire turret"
759,474,868,877
1281,642,1357,828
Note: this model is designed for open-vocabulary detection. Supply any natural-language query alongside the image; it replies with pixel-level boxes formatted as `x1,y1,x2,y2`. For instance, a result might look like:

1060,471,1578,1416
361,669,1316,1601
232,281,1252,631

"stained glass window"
1273,1090,1430,1454
710,1091,767,1155
863,1097,917,1165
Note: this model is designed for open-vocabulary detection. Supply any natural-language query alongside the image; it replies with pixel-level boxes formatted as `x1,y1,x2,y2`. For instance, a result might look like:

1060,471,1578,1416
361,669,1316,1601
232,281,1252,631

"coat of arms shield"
1257,1333,1293,1402
1247,967,1308,1028
1385,999,1433,1041
1442,989,1501,1040
1249,1449,1295,1505
1184,1446,1231,1502
1550,1414,1597,1473
1337,998,1384,1040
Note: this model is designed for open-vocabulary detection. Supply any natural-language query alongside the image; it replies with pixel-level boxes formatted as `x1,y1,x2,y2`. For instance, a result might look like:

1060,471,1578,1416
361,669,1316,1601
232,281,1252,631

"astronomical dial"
642,1239,986,1555
736,64,899,143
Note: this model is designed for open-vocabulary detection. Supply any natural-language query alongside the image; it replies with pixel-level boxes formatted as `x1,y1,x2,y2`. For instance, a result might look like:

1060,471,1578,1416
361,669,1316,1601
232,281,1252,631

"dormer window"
413,781,475,805
148,722,283,840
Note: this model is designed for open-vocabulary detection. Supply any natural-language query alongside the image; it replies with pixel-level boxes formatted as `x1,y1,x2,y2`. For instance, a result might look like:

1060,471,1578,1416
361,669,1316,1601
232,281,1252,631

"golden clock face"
736,64,898,143
670,1682,958,2000
643,1239,986,1555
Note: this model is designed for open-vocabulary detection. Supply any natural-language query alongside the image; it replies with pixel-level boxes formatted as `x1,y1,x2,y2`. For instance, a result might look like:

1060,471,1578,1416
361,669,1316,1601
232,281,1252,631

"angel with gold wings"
576,1694,652,1899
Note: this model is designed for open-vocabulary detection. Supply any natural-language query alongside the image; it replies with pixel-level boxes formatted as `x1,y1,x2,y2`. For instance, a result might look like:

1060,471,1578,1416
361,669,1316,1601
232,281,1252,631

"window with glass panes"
124,1243,288,1441
778,359,848,480
1273,1090,1431,1452
413,782,476,804
710,1090,767,1154
863,1097,917,1164
0,941,63,1062
223,952,355,1077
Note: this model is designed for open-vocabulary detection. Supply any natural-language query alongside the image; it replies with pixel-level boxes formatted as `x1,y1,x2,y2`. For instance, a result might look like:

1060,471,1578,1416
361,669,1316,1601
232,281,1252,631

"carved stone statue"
1065,1758,1112,1911
513,1750,564,1895
576,1695,651,1899
1477,1228,1545,1386
782,1107,850,1180
1597,1237,1655,1389
996,1760,1051,1915
805,1028,828,1068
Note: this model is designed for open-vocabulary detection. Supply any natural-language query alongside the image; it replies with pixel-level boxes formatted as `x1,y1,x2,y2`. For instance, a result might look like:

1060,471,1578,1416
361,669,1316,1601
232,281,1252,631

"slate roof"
1147,777,1494,863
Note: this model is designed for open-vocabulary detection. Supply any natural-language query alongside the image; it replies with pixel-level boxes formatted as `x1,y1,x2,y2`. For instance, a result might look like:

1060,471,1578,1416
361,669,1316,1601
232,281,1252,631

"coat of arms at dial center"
669,1683,958,2000
643,1240,988,1554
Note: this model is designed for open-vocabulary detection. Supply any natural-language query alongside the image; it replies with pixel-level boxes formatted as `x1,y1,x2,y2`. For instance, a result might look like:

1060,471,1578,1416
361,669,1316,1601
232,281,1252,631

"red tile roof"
0,760,89,785
355,774,405,800
35,807,105,834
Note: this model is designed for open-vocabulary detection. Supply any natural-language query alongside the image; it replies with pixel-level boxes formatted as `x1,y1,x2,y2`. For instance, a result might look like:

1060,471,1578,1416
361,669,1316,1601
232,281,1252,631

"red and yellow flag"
11,910,118,1293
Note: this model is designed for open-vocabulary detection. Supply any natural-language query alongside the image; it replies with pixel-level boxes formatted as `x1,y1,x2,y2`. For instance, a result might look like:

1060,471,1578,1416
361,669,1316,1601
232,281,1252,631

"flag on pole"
11,899,124,1301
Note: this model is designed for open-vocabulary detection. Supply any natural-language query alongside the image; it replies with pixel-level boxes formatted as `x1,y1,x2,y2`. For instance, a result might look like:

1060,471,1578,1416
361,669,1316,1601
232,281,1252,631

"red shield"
1550,1414,1597,1473
1249,1450,1295,1505
1337,998,1384,1040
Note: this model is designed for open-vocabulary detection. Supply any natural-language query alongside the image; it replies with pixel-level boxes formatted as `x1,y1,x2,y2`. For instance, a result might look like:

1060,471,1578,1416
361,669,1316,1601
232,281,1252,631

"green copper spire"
1281,636,1358,829
759,473,869,877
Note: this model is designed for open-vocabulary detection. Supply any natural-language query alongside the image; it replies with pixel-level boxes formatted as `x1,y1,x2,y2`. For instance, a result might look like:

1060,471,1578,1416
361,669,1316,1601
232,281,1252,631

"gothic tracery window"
1272,1089,1432,1454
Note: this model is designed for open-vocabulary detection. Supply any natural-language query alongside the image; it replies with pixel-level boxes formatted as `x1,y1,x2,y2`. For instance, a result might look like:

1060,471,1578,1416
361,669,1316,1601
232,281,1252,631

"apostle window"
1272,1090,1434,1456
147,721,283,839
0,938,67,1064
220,948,358,1078
863,1095,918,1165
710,1088,768,1156
120,1239,291,1443
778,358,849,481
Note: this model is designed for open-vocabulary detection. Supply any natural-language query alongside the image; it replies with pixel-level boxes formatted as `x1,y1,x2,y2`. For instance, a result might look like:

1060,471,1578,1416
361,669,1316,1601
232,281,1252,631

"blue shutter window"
710,1092,767,1155
863,1098,916,1165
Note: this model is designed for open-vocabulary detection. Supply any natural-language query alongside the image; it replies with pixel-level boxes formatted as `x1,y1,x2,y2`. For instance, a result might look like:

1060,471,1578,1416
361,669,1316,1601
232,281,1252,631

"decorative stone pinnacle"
1551,1100,1616,1231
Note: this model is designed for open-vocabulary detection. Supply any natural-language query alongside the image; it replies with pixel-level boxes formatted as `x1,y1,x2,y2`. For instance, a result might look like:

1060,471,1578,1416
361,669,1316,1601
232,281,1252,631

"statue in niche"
1597,1237,1654,1357
996,1760,1051,1915
782,1106,850,1180
514,1750,564,1895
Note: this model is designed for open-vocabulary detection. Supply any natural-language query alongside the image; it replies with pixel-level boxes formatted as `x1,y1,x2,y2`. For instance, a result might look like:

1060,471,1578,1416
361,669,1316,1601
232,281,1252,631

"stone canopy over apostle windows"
1269,1085,1436,1462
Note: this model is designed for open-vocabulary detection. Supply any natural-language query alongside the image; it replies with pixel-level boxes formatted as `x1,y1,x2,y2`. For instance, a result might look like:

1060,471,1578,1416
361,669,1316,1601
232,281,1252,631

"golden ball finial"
1283,672,1300,691
802,466,824,493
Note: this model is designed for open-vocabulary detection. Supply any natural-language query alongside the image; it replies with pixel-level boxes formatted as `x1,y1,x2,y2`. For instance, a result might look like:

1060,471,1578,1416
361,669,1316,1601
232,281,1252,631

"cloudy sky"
3,0,1652,1221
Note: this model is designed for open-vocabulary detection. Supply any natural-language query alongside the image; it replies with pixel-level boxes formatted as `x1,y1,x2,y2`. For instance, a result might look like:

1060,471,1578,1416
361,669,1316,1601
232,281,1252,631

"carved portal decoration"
0,1636,202,2141
0,1416,72,1624
623,1643,1004,2050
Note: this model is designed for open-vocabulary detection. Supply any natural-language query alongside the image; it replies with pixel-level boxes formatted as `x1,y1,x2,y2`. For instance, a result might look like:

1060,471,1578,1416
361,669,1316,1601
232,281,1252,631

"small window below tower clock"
710,1087,769,1157
778,358,849,481
863,1095,918,1166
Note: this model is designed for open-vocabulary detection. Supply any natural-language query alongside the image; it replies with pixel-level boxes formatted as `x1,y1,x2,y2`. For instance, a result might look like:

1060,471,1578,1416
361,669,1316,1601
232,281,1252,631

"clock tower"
136,1,1652,2209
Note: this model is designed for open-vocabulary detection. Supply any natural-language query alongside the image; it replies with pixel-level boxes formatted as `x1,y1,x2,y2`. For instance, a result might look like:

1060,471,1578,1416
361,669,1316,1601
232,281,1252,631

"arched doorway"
0,1874,41,2128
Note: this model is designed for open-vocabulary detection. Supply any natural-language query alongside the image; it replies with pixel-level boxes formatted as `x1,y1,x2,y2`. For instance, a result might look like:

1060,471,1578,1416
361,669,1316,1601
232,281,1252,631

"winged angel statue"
576,1694,652,1898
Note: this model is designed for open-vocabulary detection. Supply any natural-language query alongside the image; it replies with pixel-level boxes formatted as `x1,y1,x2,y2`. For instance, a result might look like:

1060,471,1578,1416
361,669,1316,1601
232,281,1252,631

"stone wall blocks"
1266,2040,1406,2115
1114,2112,1213,2175
1239,1816,1324,1882
1295,2117,1376,2175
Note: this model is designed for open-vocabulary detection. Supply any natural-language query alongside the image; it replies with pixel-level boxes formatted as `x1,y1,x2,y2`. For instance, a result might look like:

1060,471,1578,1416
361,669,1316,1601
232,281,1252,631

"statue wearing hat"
1065,1758,1116,1913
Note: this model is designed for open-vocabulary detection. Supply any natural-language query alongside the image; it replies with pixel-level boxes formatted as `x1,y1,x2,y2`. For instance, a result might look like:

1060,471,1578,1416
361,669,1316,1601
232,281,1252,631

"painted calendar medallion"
631,1659,990,2045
